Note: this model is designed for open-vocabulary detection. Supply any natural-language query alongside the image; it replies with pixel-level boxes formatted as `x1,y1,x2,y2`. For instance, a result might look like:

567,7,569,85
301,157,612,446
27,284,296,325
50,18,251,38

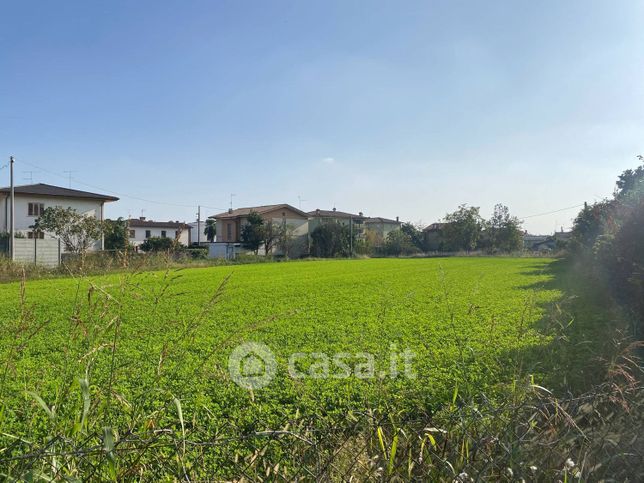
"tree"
240,211,264,255
34,206,103,256
262,220,283,255
310,222,353,258
203,219,216,243
442,205,483,252
571,200,613,251
484,204,523,253
400,222,426,252
276,224,300,258
104,218,130,250
383,229,418,256
140,236,176,252
615,158,644,198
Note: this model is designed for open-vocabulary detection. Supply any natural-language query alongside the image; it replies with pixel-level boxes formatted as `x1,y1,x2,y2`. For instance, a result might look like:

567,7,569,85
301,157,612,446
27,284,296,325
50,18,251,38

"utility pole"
9,156,15,261
197,205,201,245
349,217,353,258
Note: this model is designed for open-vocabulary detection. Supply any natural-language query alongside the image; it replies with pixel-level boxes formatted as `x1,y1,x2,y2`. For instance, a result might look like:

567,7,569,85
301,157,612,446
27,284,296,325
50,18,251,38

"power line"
519,203,585,220
16,159,227,211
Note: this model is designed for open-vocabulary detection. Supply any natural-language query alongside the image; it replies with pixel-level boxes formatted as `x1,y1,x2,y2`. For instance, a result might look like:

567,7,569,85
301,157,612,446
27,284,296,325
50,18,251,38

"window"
161,230,167,238
129,230,135,238
226,223,232,241
145,230,151,238
28,202,45,217
27,231,44,239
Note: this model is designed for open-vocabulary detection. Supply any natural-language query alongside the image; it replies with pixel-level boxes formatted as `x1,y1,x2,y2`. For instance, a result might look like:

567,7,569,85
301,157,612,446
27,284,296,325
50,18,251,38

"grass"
4,256,636,479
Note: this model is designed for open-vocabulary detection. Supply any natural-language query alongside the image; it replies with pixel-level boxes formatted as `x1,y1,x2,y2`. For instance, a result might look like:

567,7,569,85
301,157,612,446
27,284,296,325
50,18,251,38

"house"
307,208,366,239
523,233,549,250
363,216,401,240
126,217,191,248
0,183,118,250
423,222,446,251
211,204,309,257
524,230,572,252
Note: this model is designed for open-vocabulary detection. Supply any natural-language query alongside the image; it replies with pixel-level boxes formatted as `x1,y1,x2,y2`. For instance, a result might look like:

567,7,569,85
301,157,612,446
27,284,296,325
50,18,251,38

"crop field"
0,257,561,476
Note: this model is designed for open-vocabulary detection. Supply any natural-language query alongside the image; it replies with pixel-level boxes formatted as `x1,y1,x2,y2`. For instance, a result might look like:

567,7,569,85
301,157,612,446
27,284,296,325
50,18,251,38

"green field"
0,258,560,441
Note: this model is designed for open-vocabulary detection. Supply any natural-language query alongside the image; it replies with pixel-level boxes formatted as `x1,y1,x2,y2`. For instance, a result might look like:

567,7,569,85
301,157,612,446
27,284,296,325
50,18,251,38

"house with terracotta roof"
0,183,118,250
210,204,309,257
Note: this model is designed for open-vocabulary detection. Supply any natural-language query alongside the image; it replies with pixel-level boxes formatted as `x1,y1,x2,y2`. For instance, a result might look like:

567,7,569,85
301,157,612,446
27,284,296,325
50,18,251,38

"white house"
126,218,191,248
0,183,119,250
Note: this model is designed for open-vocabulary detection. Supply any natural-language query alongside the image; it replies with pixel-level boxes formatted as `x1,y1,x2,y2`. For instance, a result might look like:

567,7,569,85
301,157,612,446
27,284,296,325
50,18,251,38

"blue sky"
1,1,643,233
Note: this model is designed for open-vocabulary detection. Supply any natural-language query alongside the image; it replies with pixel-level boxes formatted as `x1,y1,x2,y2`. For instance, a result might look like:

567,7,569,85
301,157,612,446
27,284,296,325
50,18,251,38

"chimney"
396,216,399,222
332,207,336,212
228,208,233,214
359,212,363,217
140,216,146,221
316,208,320,215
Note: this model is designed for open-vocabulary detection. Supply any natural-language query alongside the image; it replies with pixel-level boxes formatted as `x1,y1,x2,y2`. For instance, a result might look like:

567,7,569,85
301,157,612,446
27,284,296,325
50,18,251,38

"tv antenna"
63,170,77,188
23,171,35,183
298,195,307,209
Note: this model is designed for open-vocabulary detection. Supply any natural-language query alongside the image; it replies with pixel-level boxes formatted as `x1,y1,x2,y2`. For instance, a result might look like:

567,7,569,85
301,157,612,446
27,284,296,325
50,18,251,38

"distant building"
363,216,401,239
211,204,309,257
0,183,118,250
423,222,447,251
127,217,191,247
522,233,549,250
523,230,572,252
307,208,366,239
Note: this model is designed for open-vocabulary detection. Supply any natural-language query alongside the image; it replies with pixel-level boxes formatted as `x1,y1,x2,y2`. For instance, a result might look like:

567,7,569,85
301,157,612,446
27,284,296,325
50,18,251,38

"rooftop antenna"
297,195,307,209
230,193,236,210
22,171,34,183
63,170,77,188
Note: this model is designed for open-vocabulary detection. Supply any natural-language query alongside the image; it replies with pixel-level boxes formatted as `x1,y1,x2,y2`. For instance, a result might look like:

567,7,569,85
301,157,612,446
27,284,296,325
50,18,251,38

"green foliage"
203,219,216,243
240,211,264,254
310,222,353,257
1,257,635,479
571,200,613,251
103,218,130,250
139,236,176,252
382,229,418,256
570,157,644,327
33,206,103,255
400,222,425,252
442,205,483,252
483,204,523,253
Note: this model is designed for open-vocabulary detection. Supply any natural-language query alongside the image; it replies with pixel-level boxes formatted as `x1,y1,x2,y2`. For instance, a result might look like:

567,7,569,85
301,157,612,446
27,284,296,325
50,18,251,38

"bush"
139,236,177,252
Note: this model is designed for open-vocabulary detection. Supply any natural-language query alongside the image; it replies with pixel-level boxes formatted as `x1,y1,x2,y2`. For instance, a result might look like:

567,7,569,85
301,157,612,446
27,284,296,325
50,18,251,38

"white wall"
0,194,106,251
128,226,190,247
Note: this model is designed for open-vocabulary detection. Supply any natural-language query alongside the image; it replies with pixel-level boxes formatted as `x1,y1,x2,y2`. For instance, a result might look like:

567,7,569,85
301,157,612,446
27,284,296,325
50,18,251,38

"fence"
1,238,62,267
1,380,641,481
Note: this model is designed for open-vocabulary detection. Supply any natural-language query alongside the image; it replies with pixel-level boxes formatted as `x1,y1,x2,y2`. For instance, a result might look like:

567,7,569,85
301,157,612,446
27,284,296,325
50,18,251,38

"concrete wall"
11,238,61,267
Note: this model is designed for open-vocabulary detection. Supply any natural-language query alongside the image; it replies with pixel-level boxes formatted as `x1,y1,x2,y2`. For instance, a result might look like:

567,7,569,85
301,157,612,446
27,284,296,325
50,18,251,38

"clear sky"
1,1,643,234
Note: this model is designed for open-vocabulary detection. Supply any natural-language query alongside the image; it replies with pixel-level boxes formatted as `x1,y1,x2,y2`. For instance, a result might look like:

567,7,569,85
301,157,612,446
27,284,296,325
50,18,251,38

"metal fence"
2,381,641,481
